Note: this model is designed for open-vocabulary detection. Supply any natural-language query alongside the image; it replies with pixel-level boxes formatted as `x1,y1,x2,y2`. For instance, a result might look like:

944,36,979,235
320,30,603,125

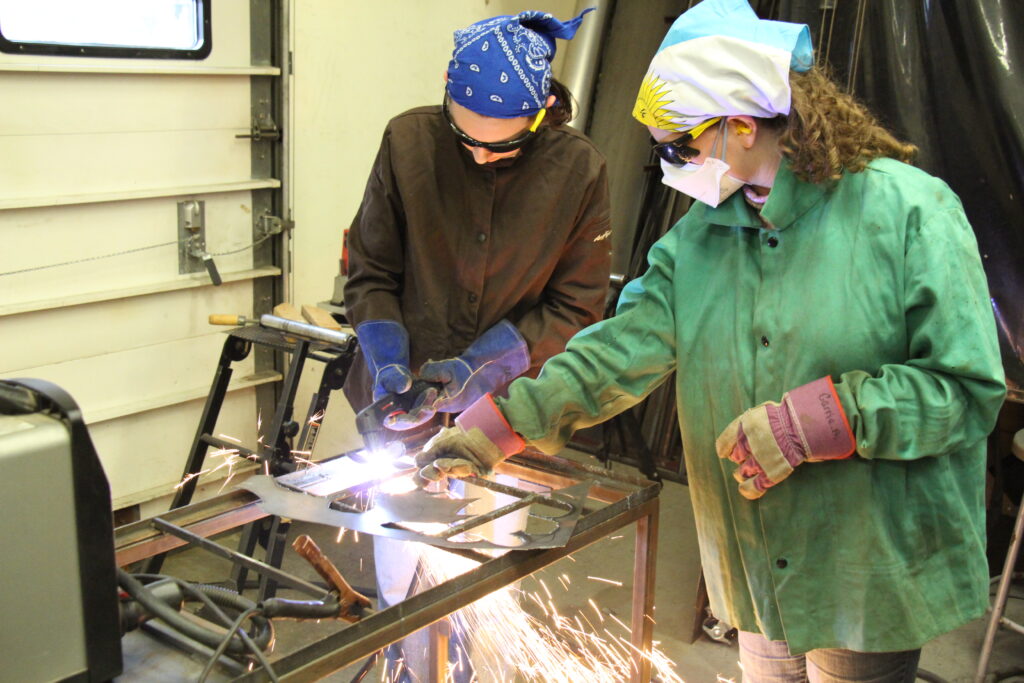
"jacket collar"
700,159,829,231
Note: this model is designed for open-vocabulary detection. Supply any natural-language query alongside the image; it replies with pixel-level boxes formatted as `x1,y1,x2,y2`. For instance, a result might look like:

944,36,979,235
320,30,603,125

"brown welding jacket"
342,105,611,411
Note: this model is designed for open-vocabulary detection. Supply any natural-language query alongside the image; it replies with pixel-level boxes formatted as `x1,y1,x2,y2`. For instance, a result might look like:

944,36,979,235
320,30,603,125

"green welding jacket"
497,158,1006,655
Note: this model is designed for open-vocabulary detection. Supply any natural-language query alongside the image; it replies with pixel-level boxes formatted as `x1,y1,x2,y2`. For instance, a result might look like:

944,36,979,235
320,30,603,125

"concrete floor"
124,458,1024,682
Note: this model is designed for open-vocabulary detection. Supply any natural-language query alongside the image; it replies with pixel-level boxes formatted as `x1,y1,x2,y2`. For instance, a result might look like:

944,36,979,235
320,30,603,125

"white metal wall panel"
0,73,250,135
0,281,256,374
1,193,263,305
0,130,252,197
12,331,253,429
0,3,274,508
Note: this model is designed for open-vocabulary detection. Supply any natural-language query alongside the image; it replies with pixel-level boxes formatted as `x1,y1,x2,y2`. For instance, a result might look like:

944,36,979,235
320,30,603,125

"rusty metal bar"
436,494,541,539
493,450,651,504
114,459,401,566
516,449,655,489
630,499,659,683
428,620,451,683
234,487,660,682
466,475,576,514
116,492,267,566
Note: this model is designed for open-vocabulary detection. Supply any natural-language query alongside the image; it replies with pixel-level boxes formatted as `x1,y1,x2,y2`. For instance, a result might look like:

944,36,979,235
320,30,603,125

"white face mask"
659,122,745,207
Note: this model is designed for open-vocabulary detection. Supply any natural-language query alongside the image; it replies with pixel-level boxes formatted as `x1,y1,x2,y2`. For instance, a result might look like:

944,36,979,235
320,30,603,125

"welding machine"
0,379,122,681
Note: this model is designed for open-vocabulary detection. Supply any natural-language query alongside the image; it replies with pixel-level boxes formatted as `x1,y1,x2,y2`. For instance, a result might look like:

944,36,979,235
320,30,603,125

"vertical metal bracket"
177,199,207,275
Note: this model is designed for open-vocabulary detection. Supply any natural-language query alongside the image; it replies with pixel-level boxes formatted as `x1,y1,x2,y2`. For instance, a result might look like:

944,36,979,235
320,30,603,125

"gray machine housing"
0,379,122,682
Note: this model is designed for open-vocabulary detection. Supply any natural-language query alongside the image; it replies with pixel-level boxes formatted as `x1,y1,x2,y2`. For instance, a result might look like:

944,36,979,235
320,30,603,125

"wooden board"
272,302,304,322
301,303,341,331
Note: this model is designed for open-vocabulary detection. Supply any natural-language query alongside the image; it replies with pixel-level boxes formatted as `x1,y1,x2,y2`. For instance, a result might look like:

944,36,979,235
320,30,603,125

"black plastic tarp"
755,0,1024,397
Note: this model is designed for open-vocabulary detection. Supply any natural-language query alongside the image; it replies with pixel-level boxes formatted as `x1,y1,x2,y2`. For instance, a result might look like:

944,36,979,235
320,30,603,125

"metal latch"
236,113,281,142
177,200,222,286
256,211,294,239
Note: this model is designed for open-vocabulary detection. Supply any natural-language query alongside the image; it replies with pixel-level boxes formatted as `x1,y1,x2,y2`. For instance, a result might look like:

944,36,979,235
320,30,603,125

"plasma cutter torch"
354,379,442,453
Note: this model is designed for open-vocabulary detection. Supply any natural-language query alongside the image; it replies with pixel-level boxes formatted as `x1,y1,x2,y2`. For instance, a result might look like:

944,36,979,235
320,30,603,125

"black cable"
121,571,272,654
131,574,278,680
181,589,277,683
916,668,950,683
118,567,281,683
173,582,276,682
198,606,279,683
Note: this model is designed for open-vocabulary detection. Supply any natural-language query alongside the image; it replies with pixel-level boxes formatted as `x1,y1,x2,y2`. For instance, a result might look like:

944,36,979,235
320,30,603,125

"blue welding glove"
355,320,414,401
419,320,530,414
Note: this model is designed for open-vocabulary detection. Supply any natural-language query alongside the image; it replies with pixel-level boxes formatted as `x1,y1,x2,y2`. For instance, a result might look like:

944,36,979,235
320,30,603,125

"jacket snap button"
761,336,770,347
477,232,487,243
776,558,788,569
767,236,779,248
469,293,478,303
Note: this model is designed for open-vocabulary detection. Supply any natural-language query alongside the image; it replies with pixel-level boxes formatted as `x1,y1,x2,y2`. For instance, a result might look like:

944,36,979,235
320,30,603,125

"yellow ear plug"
736,123,752,135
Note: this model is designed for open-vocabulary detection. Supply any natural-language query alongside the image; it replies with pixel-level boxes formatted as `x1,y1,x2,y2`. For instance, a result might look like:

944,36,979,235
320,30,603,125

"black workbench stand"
143,323,355,602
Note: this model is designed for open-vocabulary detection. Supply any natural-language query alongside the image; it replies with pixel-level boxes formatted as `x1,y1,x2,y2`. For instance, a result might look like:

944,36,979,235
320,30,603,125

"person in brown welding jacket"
342,8,609,425
339,9,610,681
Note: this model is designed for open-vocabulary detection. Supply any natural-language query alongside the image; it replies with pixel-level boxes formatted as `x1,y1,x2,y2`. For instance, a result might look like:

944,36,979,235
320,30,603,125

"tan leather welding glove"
413,395,525,486
414,425,505,482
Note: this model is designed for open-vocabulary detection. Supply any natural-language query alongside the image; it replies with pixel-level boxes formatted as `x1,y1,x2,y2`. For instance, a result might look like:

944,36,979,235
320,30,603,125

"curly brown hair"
765,67,918,184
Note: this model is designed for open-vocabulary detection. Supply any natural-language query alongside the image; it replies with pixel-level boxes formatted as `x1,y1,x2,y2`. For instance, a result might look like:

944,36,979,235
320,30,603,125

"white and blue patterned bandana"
447,9,594,118
633,0,813,132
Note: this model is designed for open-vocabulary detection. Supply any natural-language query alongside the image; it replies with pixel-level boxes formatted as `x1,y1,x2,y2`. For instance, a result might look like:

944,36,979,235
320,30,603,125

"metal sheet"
238,475,592,550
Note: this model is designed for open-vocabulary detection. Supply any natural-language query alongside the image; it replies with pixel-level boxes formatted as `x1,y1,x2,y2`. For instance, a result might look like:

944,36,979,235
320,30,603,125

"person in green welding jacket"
413,0,1007,680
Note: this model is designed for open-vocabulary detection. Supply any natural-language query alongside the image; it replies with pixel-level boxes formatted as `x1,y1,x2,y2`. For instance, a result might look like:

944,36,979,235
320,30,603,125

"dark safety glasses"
651,117,722,166
442,93,547,153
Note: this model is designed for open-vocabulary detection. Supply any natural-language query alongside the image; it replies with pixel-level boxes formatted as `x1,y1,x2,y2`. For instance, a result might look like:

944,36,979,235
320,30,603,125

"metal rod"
436,494,541,539
630,499,660,683
151,517,326,598
494,459,628,505
201,434,258,460
466,476,574,511
974,494,1024,682
460,475,534,498
1000,616,1024,637
428,620,451,683
260,313,353,347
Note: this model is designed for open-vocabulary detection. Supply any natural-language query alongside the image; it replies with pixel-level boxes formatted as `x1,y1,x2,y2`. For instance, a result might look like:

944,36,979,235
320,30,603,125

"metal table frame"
115,450,662,683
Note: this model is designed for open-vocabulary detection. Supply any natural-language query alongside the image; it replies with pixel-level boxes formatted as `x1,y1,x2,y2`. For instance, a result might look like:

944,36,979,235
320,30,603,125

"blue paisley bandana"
447,9,594,119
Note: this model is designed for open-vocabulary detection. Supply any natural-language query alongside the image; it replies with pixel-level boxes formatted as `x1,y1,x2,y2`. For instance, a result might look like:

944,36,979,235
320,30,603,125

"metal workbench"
115,449,662,683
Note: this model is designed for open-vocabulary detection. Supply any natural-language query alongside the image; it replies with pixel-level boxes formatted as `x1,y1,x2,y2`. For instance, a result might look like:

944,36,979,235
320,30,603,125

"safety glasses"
651,117,722,166
442,93,547,153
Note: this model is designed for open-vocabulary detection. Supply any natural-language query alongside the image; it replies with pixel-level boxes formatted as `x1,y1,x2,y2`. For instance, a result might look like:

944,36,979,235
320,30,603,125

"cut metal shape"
238,475,592,550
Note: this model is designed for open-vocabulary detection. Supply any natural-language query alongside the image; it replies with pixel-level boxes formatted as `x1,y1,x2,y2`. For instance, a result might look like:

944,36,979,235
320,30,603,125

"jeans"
738,631,921,683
